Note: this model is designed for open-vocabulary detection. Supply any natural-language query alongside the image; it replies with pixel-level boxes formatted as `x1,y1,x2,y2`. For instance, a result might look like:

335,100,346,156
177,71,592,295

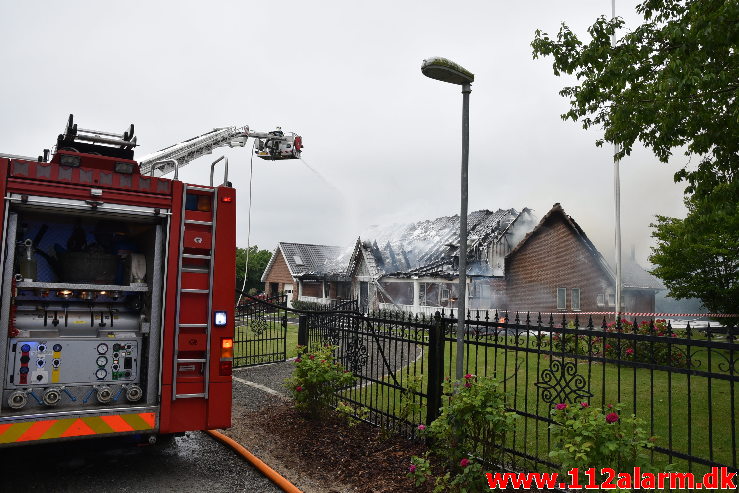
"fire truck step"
182,288,209,293
185,219,213,226
175,393,207,399
177,358,207,363
182,267,209,273
179,323,207,328
183,254,212,259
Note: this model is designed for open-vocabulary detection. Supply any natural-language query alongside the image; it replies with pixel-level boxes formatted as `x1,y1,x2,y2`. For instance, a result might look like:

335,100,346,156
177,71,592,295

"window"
556,288,566,310
571,288,581,311
607,293,615,307
596,294,605,307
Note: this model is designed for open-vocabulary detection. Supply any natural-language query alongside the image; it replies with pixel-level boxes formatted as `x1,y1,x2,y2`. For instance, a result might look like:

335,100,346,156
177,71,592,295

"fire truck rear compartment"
1,206,166,417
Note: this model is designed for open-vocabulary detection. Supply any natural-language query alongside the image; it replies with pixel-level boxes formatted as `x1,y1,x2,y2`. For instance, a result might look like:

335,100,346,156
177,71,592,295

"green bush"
549,402,657,479
284,344,355,417
408,374,517,492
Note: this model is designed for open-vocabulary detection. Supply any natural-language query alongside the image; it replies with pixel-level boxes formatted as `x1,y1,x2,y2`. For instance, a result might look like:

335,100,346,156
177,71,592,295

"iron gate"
234,294,289,367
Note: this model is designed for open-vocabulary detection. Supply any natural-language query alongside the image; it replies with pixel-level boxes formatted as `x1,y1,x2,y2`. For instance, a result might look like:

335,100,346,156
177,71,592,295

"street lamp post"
421,57,474,381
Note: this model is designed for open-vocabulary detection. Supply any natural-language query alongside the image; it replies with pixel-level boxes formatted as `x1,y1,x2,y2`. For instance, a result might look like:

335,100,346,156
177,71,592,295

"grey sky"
0,1,687,266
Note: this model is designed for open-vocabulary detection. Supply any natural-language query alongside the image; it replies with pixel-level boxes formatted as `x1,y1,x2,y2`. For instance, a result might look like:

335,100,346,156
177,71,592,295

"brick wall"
505,214,612,314
263,249,297,301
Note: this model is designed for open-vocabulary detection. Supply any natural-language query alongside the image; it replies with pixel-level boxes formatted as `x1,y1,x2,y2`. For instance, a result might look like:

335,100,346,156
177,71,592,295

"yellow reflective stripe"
41,418,77,440
81,416,114,435
120,413,153,431
0,421,33,443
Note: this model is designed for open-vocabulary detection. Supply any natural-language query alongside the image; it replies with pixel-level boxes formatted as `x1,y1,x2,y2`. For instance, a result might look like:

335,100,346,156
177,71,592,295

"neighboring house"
260,242,351,307
264,203,663,316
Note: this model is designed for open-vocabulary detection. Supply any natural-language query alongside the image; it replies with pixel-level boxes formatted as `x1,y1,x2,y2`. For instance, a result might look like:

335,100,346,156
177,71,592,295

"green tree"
532,0,738,316
650,181,739,322
235,245,272,298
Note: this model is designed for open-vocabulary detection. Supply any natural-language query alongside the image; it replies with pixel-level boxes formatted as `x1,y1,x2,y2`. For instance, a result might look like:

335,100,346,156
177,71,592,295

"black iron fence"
233,293,288,367
297,306,738,478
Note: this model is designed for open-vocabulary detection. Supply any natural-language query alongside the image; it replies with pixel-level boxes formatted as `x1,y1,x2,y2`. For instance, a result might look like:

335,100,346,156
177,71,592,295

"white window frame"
596,294,605,307
556,288,566,310
607,293,616,307
571,288,581,311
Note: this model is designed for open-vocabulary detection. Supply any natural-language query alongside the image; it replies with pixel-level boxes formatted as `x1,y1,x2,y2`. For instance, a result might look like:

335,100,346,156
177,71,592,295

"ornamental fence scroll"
299,305,738,478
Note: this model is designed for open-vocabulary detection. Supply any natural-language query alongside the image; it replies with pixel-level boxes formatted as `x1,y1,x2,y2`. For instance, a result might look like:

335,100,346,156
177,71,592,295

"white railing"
378,303,501,319
298,295,331,305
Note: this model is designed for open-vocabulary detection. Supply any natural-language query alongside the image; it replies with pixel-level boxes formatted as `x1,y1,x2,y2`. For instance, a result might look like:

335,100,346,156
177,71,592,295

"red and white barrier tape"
531,312,738,318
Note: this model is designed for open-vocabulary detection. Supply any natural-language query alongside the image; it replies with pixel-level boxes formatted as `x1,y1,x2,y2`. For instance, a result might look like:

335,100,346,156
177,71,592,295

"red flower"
309,355,315,360
606,412,619,423
295,358,302,363
321,359,326,363
409,464,416,473
580,402,589,408
626,348,634,355
464,382,472,388
464,373,474,379
459,458,470,468
555,403,567,410
295,386,303,392
417,424,426,431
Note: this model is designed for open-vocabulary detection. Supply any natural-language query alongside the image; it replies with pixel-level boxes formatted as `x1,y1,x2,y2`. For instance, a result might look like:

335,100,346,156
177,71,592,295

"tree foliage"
235,245,272,296
532,0,739,316
650,180,739,321
531,0,738,195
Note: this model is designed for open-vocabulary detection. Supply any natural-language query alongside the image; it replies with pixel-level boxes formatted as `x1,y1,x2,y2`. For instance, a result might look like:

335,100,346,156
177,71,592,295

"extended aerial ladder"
138,125,303,178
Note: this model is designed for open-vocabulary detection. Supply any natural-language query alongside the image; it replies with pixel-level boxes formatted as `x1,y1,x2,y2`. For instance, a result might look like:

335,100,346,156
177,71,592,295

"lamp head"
421,57,474,85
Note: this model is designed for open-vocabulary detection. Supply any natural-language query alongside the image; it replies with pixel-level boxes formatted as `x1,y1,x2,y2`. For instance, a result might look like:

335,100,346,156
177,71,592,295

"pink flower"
606,412,619,423
417,424,426,431
464,382,472,388
626,348,634,355
607,404,613,409
464,373,474,379
295,386,303,392
409,464,416,473
580,402,589,408
555,403,567,410
460,458,470,468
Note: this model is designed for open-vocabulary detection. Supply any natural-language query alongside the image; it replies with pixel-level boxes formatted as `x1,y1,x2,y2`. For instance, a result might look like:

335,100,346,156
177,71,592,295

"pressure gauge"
96,356,108,367
95,368,107,380
97,343,108,354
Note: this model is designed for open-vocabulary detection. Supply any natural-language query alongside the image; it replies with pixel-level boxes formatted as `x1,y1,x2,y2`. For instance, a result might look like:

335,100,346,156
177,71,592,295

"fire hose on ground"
205,429,302,493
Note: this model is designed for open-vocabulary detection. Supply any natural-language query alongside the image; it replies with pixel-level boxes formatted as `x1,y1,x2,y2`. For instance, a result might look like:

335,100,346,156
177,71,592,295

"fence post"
298,315,308,347
426,311,445,426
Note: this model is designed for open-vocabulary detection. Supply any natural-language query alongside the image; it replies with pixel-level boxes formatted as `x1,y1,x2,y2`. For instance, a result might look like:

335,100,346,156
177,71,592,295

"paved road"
0,430,281,493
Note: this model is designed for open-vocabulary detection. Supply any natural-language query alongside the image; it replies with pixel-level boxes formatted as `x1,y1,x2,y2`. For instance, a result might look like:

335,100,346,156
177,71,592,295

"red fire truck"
0,115,301,446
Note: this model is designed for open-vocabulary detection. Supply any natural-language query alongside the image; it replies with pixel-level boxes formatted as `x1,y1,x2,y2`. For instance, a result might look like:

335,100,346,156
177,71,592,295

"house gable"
262,247,295,286
504,204,613,313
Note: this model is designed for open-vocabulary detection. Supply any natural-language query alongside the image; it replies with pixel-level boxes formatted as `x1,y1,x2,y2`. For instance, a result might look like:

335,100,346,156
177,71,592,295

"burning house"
346,208,537,314
263,203,663,316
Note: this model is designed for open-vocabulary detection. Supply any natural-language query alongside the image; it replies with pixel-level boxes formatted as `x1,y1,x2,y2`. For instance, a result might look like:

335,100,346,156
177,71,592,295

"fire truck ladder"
172,184,219,400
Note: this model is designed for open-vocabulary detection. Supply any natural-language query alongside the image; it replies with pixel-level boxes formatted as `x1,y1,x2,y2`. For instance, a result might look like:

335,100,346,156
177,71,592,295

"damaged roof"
356,208,530,277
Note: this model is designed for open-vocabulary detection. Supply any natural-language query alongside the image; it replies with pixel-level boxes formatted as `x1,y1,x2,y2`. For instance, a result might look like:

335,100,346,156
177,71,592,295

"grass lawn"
233,319,299,366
